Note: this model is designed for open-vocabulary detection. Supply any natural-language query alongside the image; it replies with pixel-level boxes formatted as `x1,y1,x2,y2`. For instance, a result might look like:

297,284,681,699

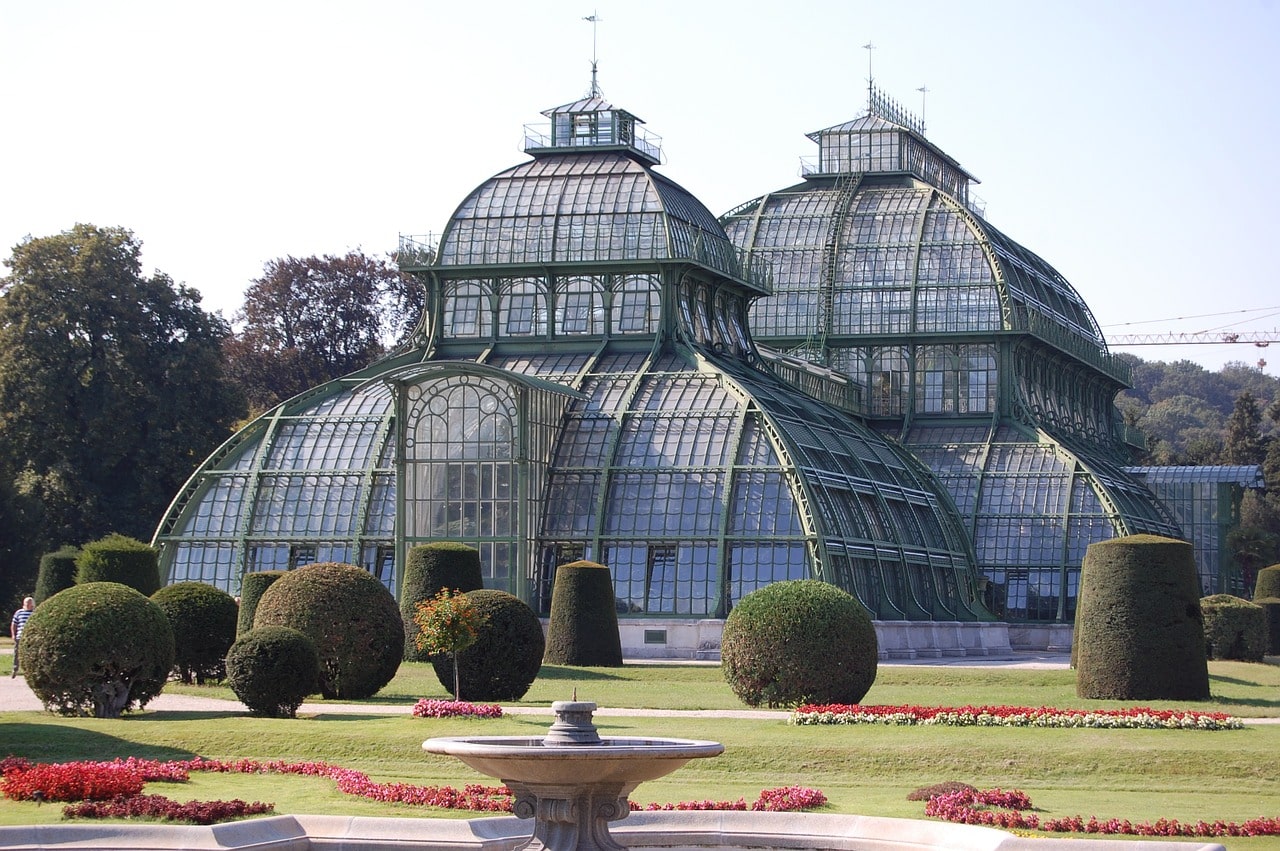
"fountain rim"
422,735,725,758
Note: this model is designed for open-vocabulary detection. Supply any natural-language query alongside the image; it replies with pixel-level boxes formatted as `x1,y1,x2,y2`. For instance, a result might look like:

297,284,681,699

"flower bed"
411,698,503,718
924,787,1280,838
791,703,1243,730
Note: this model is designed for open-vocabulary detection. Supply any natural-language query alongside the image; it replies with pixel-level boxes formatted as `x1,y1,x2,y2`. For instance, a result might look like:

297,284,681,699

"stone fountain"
423,700,723,851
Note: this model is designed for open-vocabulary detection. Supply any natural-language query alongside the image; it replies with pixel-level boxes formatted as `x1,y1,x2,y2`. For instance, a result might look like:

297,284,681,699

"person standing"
10,597,34,678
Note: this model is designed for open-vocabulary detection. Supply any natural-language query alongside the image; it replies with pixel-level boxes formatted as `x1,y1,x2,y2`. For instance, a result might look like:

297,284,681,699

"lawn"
2,656,1279,850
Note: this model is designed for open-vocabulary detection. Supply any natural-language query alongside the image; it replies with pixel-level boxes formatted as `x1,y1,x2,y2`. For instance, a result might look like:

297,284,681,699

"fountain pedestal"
424,700,723,851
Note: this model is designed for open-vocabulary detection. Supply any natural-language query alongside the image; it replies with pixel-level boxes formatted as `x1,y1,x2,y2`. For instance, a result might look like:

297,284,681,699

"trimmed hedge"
543,560,623,667
237,571,287,638
34,547,79,604
721,579,878,708
75,534,161,596
20,582,174,717
253,562,403,700
1201,593,1266,662
431,590,544,701
225,626,320,718
1257,597,1280,655
151,582,239,684
1255,564,1280,600
401,543,484,662
1074,534,1209,700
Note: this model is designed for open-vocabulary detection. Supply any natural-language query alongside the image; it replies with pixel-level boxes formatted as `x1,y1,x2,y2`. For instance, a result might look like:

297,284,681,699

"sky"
3,0,1278,374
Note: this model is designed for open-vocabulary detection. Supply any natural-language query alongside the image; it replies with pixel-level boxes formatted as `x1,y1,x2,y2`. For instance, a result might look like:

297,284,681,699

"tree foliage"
414,588,485,701
224,251,422,412
0,225,244,605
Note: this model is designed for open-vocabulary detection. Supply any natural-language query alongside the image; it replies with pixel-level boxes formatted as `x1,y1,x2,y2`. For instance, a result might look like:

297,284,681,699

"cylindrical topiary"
150,582,239,684
1200,594,1266,662
20,582,174,717
431,590,545,701
34,547,79,604
75,534,161,596
225,626,320,718
1255,564,1280,600
721,579,878,708
543,560,623,667
237,570,287,637
1075,534,1210,700
1256,597,1280,655
253,562,404,699
401,542,485,662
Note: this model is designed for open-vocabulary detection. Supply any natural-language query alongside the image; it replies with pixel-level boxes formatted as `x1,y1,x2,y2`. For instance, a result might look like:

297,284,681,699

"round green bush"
1255,564,1280,600
34,547,79,603
1200,593,1266,662
721,579,878,708
151,582,239,684
1074,535,1209,700
543,560,623,666
237,570,287,637
20,582,174,717
401,543,484,662
431,590,545,701
253,562,403,699
75,534,161,596
225,626,320,718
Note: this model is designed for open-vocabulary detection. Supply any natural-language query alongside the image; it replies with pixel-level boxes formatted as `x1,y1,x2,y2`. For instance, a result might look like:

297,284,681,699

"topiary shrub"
225,626,320,718
1256,597,1280,656
721,579,878,708
75,534,161,596
543,560,623,667
1200,594,1266,662
1075,534,1209,700
401,543,484,662
1255,564,1280,600
150,582,239,684
431,590,544,701
34,547,79,603
20,582,174,717
253,562,404,699
237,571,287,637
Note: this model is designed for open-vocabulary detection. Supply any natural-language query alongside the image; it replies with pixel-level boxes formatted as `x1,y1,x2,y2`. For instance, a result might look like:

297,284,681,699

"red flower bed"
793,703,1243,730
411,699,503,719
63,794,273,825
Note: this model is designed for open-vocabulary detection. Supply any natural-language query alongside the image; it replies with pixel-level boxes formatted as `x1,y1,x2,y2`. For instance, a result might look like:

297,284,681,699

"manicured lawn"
2,659,1278,849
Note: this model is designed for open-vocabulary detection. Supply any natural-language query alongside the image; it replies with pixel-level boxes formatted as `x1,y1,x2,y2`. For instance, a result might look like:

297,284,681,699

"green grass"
2,659,1279,849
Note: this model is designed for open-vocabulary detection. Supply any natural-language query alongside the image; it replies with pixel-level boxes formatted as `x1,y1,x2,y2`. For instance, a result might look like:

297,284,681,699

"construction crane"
1107,330,1280,347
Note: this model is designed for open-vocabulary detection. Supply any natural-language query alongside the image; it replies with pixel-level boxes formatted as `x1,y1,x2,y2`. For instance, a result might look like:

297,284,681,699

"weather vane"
584,12,603,98
917,85,929,130
862,42,875,105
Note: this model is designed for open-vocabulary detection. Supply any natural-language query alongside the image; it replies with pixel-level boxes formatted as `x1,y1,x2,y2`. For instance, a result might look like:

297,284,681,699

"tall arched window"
556,276,605,335
612,274,660,334
443,281,492,338
499,278,549,337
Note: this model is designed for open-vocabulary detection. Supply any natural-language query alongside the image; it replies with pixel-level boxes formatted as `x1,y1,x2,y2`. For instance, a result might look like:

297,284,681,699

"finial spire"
584,12,603,98
916,85,929,130
862,42,875,106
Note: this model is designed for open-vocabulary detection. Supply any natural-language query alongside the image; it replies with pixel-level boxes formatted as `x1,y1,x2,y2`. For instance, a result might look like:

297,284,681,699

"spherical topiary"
1200,594,1266,662
225,626,320,718
543,560,623,667
150,582,239,684
237,571,287,637
34,547,79,604
74,534,161,596
20,582,174,717
721,579,878,708
252,562,403,699
1075,535,1209,700
431,590,545,701
401,543,485,662
1255,564,1280,600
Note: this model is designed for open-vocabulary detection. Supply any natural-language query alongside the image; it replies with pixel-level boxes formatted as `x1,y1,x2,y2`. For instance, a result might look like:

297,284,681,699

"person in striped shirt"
10,597,34,678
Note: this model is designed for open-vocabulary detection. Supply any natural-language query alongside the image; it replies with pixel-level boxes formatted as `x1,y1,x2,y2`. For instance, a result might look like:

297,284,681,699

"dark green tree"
0,225,244,586
1224,391,1266,465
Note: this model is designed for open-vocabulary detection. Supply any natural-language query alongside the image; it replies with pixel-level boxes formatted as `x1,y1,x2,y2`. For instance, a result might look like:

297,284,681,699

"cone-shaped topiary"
75,534,161,596
401,542,484,662
721,579,878,708
1201,593,1266,661
1075,534,1209,700
237,571,287,637
226,626,320,718
1255,564,1280,600
543,560,622,666
431,589,545,701
34,547,79,604
151,582,239,684
1256,597,1280,655
253,562,403,699
21,582,174,717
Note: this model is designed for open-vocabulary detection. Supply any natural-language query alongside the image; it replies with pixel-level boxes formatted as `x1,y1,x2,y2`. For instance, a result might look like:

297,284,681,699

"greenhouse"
154,90,989,629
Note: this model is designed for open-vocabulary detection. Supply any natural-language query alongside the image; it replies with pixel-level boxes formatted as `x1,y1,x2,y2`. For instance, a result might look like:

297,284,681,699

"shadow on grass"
2,723,198,762
535,666,629,682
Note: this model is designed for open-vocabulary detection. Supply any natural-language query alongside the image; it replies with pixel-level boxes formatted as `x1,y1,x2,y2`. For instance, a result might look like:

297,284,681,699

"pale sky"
3,0,1277,373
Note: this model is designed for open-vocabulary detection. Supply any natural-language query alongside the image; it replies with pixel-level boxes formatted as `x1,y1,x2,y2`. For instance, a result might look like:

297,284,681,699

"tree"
1224,391,1266,466
0,225,244,584
413,588,485,701
224,251,422,412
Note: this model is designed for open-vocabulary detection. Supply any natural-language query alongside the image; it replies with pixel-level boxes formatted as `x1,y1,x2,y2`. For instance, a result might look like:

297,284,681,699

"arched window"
557,277,605,335
612,274,660,334
443,281,492,338
499,278,548,337
869,347,909,416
